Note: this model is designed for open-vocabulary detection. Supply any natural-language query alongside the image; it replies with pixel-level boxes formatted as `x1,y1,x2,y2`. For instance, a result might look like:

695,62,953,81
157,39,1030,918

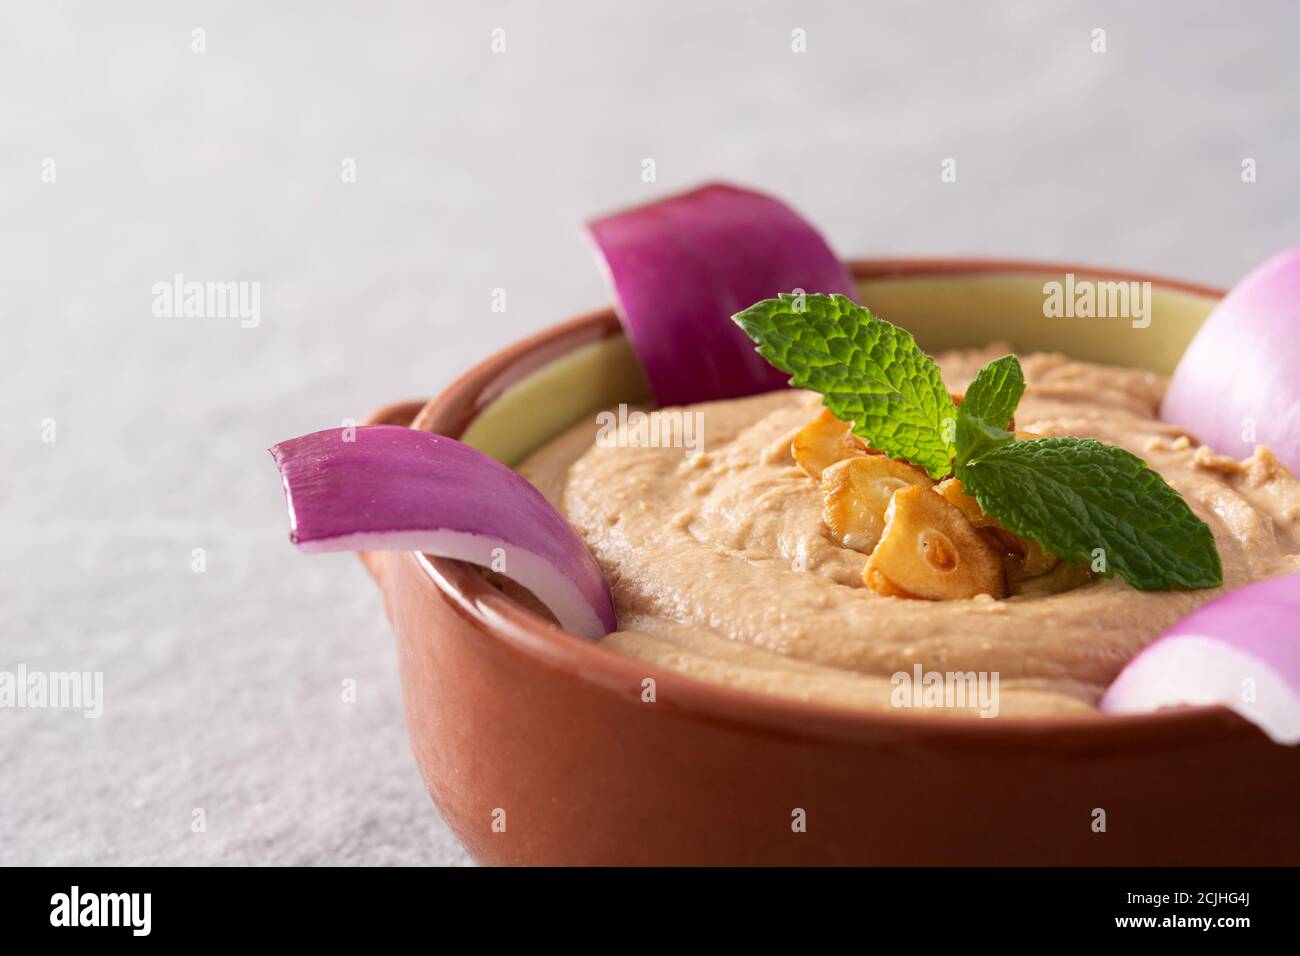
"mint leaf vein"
733,294,957,478
959,354,1023,431
957,438,1223,590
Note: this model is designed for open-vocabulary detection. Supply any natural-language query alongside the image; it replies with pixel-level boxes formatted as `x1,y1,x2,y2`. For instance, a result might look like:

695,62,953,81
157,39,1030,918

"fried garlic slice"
791,409,868,479
864,485,1007,600
821,456,934,553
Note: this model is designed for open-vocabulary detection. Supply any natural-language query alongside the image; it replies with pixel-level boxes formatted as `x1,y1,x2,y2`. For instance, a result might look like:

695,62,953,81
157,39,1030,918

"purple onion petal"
1100,573,1300,744
1162,247,1300,472
587,182,855,407
271,425,617,640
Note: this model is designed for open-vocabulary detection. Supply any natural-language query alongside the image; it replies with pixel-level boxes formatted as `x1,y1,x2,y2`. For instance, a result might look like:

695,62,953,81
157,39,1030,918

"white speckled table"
2,0,1297,865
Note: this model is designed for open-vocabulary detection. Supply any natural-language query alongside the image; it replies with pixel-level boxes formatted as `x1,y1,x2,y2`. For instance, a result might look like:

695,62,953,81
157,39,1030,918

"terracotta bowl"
361,259,1300,866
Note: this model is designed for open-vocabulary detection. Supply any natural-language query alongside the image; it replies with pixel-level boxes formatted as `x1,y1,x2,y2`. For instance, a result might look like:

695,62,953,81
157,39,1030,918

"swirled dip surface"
517,348,1300,717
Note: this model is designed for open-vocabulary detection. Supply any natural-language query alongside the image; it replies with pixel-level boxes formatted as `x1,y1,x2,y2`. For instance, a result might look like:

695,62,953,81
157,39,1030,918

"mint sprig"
733,294,957,478
956,438,1223,590
960,353,1024,429
733,293,1223,591
953,353,1022,467
955,411,1014,470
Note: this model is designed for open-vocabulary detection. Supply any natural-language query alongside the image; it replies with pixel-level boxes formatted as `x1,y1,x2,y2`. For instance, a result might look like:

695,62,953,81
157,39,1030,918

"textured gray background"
1,1,1296,865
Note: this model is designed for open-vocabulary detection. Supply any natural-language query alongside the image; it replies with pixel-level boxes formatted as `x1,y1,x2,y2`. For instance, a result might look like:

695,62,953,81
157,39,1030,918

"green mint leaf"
733,294,957,478
952,356,1021,468
959,354,1024,431
956,437,1223,591
955,409,1014,468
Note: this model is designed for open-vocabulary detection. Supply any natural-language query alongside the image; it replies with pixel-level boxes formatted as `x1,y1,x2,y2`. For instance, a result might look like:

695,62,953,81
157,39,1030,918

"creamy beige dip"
518,347,1300,717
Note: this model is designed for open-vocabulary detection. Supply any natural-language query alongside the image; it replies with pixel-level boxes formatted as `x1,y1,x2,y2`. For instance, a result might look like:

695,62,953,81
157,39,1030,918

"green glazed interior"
462,271,1219,467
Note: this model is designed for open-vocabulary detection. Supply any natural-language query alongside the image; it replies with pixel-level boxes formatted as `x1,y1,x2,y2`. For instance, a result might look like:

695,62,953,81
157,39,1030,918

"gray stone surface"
2,0,1296,865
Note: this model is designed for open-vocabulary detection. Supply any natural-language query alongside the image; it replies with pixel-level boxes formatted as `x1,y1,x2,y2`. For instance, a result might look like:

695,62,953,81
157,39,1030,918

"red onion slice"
270,425,617,640
1100,573,1300,744
587,182,855,407
1162,247,1300,472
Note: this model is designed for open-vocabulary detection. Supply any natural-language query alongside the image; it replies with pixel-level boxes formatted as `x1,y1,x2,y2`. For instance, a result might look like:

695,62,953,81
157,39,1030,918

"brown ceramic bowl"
360,259,1300,866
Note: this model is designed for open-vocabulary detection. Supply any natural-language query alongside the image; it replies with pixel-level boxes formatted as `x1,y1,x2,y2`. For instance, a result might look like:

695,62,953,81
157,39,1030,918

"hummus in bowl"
368,260,1300,865
518,346,1300,718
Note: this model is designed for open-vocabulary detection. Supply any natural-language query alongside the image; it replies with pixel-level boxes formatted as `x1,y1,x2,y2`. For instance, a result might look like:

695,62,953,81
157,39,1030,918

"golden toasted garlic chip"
791,409,868,479
935,477,999,529
982,526,1059,582
864,485,1007,600
821,456,934,553
935,477,1059,583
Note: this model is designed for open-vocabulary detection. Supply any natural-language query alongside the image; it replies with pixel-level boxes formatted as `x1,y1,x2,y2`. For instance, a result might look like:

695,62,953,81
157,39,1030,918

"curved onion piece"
270,425,617,640
1162,247,1300,471
587,182,855,407
1099,573,1300,744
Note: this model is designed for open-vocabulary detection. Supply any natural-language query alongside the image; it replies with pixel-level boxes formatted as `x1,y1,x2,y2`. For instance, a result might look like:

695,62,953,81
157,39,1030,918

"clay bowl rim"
373,257,1263,747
